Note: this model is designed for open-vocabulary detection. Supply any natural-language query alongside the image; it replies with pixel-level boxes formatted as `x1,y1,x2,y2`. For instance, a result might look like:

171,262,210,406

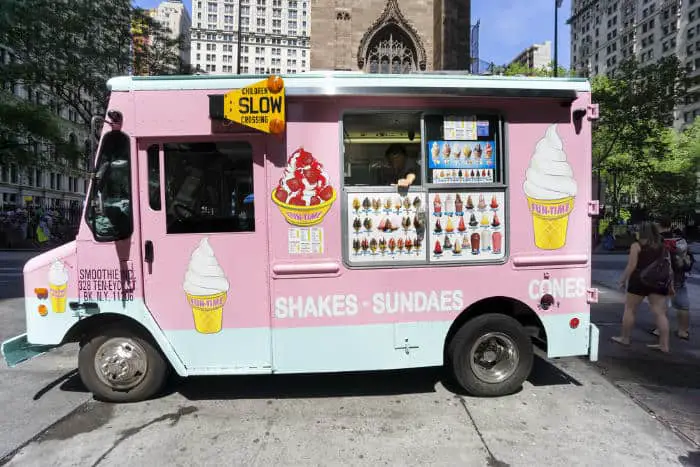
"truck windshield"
85,130,133,241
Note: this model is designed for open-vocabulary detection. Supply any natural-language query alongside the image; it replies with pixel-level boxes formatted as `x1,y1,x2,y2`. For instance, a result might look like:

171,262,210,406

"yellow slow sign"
223,75,286,134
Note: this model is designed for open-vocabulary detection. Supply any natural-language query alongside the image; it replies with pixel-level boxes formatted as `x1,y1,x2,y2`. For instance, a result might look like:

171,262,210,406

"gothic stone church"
310,0,471,73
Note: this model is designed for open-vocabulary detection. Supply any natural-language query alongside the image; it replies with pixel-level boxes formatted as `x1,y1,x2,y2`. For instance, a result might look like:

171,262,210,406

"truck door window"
147,144,161,211
85,130,133,241
163,141,254,234
342,112,422,187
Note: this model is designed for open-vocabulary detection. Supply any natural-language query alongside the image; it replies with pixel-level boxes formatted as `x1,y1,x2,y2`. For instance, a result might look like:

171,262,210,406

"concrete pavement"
3,357,697,466
0,249,90,461
0,298,89,461
590,253,700,449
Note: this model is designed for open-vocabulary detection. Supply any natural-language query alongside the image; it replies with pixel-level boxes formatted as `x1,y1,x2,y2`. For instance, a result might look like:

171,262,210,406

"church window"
364,26,417,74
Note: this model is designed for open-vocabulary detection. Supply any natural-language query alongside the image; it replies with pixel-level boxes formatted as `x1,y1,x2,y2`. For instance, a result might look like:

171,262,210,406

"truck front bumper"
1,333,58,368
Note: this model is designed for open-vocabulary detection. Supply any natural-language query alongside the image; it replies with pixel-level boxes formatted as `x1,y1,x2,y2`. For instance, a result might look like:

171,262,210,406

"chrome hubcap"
469,332,519,384
94,338,148,390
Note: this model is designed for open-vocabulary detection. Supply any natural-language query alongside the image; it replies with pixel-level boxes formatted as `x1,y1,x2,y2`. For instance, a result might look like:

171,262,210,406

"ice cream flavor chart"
429,192,505,262
183,238,230,334
348,193,427,263
523,124,577,250
428,140,496,185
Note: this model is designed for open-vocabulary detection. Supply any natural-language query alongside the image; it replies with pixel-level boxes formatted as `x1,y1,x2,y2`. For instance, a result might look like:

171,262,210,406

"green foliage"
636,118,700,218
591,55,692,215
132,8,189,76
591,55,689,172
0,0,133,124
0,90,81,166
486,61,573,77
0,1,186,167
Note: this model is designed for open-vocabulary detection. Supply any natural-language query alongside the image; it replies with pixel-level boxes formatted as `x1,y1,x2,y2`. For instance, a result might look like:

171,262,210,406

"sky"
134,0,571,69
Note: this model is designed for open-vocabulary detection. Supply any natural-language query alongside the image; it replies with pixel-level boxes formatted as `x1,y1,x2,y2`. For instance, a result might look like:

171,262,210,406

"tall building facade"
509,41,552,70
568,0,700,127
310,0,471,72
190,0,311,75
150,0,192,71
0,48,90,213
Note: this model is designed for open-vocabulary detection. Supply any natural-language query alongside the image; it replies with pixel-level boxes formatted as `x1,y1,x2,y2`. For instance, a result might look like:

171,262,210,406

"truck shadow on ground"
52,355,582,401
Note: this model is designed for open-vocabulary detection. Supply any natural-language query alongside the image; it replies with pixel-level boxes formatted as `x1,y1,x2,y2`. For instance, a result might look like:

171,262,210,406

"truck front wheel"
78,327,169,403
448,314,533,397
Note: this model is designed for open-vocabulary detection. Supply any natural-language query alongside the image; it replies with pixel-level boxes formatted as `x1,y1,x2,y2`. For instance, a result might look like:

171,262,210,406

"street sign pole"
554,0,560,77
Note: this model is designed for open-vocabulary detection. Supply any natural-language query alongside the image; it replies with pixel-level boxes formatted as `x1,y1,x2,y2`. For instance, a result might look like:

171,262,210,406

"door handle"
144,240,154,263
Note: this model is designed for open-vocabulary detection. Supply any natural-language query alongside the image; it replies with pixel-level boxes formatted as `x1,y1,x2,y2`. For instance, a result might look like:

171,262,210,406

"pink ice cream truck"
2,72,600,402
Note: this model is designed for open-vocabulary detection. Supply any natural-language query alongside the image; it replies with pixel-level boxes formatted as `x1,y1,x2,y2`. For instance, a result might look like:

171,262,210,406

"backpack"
663,237,694,273
639,244,673,290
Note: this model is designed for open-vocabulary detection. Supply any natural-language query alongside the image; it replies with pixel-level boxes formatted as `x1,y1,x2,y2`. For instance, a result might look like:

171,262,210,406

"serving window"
342,112,422,188
341,110,507,268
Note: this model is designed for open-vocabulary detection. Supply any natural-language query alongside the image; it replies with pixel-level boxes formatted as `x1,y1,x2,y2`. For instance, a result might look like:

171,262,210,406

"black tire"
78,326,170,403
448,313,533,397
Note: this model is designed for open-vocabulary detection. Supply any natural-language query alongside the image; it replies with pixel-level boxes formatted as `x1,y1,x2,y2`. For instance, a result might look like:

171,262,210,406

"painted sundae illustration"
523,124,577,250
184,238,230,334
272,147,336,226
48,260,69,313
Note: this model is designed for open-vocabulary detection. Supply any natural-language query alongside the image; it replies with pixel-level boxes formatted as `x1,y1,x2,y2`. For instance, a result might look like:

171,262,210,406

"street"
0,250,698,466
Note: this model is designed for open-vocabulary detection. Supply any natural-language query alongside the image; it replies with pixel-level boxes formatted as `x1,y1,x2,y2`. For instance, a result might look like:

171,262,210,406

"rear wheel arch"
443,296,547,365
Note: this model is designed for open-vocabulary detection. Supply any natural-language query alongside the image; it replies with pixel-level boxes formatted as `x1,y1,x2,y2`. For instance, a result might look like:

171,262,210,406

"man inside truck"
379,143,419,187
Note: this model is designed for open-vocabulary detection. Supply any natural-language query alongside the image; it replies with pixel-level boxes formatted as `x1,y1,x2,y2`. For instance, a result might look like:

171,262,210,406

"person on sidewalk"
649,218,693,340
613,221,672,353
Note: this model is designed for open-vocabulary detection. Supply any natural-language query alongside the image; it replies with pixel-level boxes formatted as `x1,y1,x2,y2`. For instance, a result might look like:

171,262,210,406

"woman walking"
612,221,672,353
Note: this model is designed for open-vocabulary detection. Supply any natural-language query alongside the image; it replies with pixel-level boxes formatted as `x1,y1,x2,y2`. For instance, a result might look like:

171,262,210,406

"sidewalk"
591,265,700,448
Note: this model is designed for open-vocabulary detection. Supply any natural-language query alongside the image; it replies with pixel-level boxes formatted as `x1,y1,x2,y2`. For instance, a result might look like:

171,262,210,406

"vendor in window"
379,144,418,188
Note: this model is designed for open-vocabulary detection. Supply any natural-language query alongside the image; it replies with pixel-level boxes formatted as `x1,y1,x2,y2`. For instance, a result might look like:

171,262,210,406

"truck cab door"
136,137,272,373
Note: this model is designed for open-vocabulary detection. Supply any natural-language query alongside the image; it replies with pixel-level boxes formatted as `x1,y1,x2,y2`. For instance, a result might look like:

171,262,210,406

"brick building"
310,0,470,72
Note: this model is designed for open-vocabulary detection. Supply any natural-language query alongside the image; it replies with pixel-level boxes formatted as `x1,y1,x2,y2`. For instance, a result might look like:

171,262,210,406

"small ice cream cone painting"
48,260,69,313
183,238,230,334
523,124,577,250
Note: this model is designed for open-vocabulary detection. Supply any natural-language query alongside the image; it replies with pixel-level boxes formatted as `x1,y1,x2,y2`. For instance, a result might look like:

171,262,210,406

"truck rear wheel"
448,314,533,397
78,327,169,403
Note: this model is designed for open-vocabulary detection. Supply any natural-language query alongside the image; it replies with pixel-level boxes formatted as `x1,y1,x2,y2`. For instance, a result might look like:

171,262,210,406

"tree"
591,55,689,216
0,1,188,168
0,90,80,166
486,61,573,77
592,56,688,173
636,118,700,219
0,0,133,127
132,8,189,76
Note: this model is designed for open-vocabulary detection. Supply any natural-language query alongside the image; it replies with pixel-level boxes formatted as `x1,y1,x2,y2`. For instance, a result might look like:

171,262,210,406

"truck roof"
107,71,590,100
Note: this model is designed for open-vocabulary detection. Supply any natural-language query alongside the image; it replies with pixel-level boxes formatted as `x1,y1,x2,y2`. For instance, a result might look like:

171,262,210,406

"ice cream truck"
1,72,600,402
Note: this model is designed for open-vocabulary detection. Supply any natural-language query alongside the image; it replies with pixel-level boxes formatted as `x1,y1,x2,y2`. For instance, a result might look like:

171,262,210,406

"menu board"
427,140,497,184
428,191,506,263
347,193,428,264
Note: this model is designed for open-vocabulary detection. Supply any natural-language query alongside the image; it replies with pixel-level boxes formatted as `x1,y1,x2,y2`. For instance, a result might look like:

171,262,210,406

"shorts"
627,270,669,297
670,284,690,310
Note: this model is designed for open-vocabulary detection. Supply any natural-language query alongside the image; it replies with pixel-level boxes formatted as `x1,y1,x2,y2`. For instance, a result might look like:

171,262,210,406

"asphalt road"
0,251,698,466
0,251,33,300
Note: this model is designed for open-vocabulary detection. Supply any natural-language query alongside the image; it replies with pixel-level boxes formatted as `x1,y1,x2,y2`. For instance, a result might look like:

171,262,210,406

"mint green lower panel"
272,322,453,374
1,333,57,368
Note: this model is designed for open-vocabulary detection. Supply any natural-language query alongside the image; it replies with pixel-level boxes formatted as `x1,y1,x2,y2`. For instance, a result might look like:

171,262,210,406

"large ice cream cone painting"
48,260,69,313
523,124,577,250
183,238,230,334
